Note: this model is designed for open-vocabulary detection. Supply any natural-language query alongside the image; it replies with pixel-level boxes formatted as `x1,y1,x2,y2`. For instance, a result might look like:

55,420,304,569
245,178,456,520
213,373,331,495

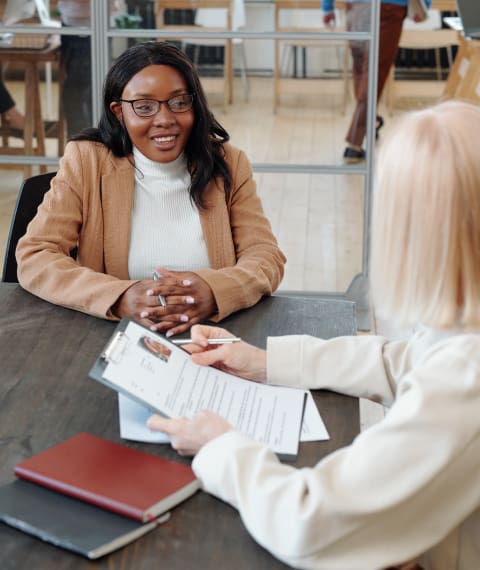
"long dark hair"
70,41,232,208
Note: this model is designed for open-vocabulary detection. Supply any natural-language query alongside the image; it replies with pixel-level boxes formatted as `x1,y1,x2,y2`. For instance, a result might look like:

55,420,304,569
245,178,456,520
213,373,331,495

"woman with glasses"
16,42,286,337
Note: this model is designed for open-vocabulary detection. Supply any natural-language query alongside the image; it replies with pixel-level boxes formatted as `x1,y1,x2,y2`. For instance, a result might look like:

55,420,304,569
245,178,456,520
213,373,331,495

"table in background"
431,0,456,10
0,284,359,570
0,41,66,177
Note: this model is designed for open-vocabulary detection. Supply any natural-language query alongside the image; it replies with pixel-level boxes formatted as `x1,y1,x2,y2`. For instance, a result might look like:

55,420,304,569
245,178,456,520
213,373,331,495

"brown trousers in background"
345,2,407,148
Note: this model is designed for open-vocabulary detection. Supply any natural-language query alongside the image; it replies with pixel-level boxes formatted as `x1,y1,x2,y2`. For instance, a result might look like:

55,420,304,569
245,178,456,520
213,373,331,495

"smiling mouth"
152,135,176,143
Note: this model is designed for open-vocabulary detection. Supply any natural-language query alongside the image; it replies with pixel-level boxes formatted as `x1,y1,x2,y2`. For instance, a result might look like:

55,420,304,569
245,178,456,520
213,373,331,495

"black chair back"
2,171,56,283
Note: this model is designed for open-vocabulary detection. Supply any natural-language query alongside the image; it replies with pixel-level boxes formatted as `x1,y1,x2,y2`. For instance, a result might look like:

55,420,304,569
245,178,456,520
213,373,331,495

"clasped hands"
147,324,267,456
114,266,217,337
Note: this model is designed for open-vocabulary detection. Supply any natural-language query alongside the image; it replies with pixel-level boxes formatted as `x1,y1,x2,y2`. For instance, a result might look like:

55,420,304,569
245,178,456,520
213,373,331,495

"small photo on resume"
138,336,172,363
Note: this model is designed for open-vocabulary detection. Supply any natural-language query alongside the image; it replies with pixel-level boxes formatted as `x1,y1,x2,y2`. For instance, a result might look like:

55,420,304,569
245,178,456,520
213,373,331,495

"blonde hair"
371,100,480,328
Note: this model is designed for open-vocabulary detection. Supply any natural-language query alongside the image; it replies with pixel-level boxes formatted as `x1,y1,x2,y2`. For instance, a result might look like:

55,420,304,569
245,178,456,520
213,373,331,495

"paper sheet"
118,389,329,444
101,321,310,456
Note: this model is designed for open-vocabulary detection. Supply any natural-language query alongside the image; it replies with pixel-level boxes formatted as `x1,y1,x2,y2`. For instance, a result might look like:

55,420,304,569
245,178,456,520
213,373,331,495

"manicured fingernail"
166,331,173,338
140,311,149,318
150,325,157,331
146,289,154,295
185,296,194,304
182,279,192,286
180,315,189,322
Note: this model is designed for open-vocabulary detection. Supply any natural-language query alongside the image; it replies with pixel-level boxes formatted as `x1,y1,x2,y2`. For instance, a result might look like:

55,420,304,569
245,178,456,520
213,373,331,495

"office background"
0,0,461,409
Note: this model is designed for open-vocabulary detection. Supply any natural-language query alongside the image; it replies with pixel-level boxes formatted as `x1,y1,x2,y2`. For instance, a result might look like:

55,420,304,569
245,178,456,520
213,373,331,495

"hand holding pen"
180,324,267,383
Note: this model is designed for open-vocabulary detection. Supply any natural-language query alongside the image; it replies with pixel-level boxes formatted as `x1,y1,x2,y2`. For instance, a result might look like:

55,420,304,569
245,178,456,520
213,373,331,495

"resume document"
94,320,310,457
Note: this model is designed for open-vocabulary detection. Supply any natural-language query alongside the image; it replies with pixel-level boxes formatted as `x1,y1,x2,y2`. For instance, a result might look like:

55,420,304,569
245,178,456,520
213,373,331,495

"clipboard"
90,317,130,377
89,318,307,459
89,318,169,418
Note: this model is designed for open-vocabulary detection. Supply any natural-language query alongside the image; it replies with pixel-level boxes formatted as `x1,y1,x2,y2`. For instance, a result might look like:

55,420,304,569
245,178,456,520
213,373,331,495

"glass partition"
254,172,364,293
0,0,379,325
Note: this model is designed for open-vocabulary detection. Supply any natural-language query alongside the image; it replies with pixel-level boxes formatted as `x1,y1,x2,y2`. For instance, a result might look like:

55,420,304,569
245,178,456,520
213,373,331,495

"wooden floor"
0,74,445,429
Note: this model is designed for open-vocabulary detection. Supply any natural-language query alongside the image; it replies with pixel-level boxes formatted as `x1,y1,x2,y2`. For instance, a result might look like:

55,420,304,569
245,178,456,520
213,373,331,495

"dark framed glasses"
118,93,194,117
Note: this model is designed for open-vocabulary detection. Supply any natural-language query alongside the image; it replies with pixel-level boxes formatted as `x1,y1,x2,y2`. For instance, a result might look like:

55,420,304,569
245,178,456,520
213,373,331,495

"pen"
152,271,167,308
171,337,242,346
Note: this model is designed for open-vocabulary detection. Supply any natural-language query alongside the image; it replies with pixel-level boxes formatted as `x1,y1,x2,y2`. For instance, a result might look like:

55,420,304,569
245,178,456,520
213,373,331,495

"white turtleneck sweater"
128,148,211,280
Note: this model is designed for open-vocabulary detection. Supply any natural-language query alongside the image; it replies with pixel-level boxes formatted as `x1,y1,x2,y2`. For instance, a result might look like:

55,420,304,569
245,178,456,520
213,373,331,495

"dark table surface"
0,284,359,570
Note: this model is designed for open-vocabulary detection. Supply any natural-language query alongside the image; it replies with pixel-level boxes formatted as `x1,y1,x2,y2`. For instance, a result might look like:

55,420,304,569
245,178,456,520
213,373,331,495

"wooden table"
431,0,457,11
0,41,65,177
0,284,359,569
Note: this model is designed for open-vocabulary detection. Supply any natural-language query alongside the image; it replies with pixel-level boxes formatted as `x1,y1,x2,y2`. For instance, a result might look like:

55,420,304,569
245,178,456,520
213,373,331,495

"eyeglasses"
118,93,194,117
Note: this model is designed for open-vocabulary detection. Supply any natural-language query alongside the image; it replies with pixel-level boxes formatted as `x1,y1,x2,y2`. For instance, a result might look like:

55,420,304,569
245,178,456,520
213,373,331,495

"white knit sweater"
128,148,211,279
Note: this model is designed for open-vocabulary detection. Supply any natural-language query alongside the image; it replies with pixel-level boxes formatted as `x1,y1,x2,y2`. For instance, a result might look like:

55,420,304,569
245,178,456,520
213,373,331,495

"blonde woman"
148,100,480,570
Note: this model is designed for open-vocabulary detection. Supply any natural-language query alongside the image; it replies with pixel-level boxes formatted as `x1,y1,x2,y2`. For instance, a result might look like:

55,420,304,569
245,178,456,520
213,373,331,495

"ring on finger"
157,294,167,308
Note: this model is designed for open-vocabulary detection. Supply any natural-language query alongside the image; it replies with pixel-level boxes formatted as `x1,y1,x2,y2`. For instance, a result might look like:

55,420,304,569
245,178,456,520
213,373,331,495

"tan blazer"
16,140,286,321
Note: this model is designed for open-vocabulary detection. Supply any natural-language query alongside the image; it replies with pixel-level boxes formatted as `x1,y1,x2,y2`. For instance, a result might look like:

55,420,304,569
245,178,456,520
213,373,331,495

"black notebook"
0,479,169,559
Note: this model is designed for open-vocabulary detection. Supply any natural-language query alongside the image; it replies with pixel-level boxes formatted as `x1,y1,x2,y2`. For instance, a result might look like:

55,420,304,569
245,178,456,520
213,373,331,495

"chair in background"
441,31,480,104
184,0,249,103
155,0,240,110
2,171,55,283
451,45,480,104
274,0,350,114
384,10,459,114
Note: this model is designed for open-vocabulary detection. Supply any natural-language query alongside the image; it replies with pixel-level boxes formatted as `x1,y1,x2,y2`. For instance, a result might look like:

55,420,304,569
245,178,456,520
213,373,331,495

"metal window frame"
0,0,380,329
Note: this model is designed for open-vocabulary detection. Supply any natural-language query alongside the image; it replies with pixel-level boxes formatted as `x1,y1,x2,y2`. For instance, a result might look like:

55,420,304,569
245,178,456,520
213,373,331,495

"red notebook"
14,433,200,522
